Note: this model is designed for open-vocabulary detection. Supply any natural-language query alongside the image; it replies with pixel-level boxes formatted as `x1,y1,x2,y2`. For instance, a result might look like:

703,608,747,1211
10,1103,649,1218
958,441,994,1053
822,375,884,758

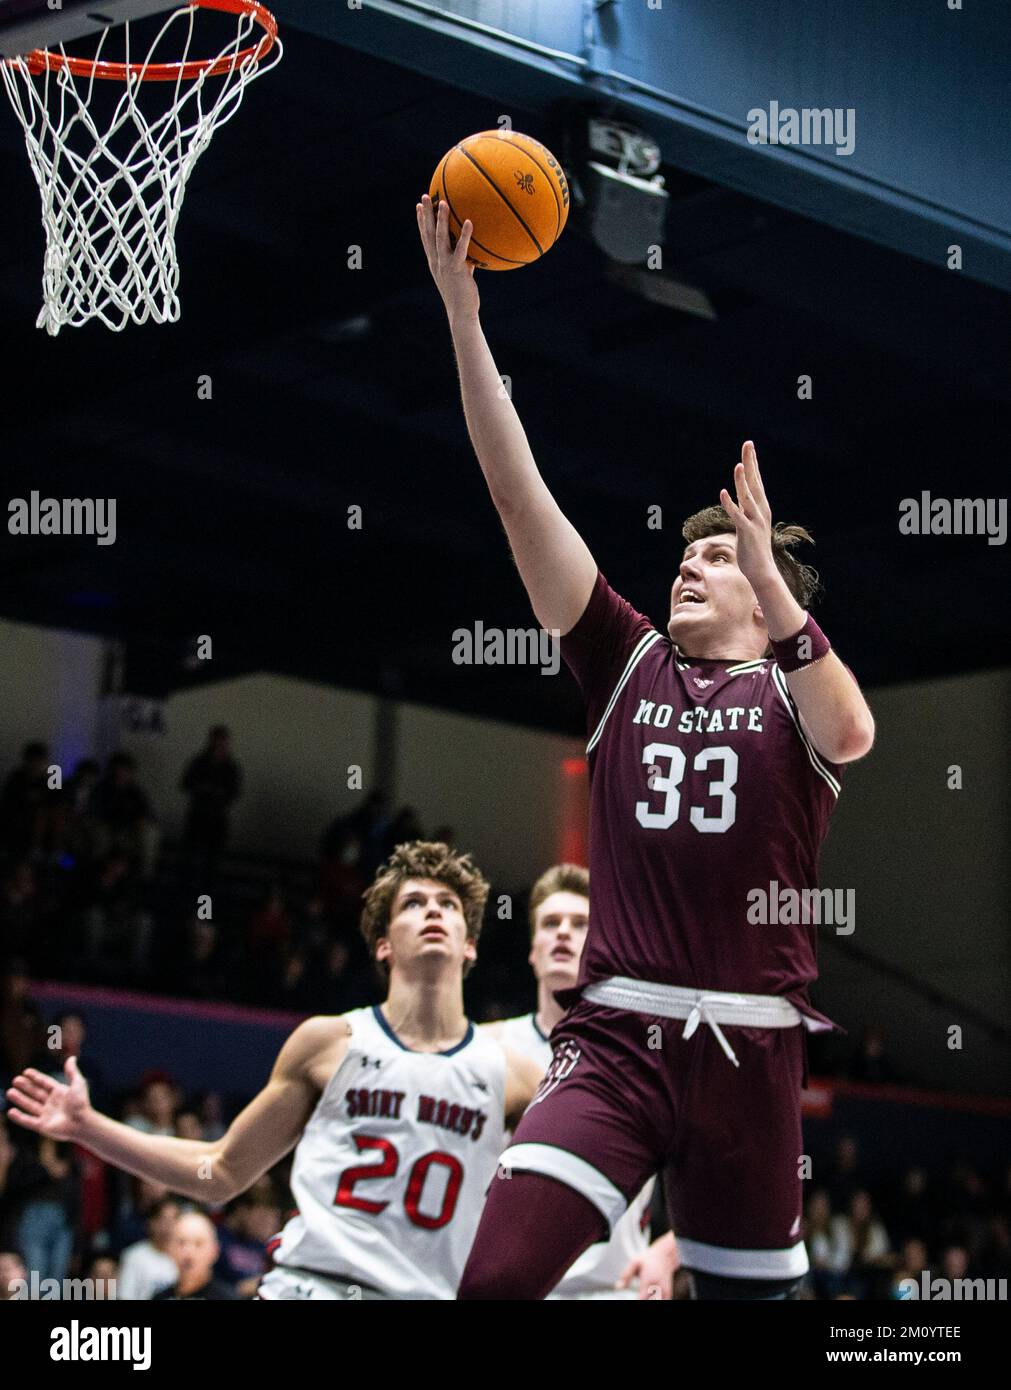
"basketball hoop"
1,0,282,334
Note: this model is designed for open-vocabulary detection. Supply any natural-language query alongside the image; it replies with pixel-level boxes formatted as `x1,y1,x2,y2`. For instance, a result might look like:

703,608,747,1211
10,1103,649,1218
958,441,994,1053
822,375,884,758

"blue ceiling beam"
273,0,1011,295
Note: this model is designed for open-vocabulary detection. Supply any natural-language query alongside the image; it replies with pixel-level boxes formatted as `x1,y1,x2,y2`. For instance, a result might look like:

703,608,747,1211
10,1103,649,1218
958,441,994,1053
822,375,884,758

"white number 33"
636,742,738,833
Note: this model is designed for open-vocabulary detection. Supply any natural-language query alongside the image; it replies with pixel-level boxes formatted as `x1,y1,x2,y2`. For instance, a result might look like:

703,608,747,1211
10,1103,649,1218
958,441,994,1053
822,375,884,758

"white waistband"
582,976,802,1069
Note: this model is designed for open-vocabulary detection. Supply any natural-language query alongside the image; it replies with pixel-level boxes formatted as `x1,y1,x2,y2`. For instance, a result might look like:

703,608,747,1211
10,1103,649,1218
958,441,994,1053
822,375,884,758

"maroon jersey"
560,570,845,1024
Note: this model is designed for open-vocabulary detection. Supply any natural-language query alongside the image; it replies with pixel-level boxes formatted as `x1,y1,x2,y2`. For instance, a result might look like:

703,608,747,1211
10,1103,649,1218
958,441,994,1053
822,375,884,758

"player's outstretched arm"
5,1016,341,1204
417,194,597,637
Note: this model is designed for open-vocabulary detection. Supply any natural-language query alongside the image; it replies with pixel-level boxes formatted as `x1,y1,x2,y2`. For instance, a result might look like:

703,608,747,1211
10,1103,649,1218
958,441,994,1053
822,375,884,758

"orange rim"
17,0,277,82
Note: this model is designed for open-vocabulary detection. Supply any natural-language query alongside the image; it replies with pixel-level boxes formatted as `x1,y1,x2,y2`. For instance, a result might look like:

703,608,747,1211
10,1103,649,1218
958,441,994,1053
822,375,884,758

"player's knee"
686,1269,802,1301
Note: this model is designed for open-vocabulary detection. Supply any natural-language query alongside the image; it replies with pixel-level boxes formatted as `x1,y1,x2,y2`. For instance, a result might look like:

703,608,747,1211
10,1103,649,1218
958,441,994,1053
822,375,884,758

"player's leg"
666,1023,809,1301
458,1171,606,1300
460,1001,669,1299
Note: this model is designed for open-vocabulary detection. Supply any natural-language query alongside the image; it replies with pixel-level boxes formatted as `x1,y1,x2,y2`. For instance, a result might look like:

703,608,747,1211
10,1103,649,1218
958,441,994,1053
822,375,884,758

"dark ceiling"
0,18,1008,734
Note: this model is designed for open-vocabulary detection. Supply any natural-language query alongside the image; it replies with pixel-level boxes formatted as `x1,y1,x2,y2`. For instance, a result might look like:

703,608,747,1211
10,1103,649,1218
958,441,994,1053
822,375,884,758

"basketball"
428,129,569,271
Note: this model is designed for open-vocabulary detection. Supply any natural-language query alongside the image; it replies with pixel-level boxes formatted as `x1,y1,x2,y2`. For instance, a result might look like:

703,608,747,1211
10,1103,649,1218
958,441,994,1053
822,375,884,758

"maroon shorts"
499,997,809,1280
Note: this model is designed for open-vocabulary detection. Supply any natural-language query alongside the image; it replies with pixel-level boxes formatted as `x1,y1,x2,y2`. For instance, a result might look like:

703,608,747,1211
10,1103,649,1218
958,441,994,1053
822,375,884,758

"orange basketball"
428,130,569,271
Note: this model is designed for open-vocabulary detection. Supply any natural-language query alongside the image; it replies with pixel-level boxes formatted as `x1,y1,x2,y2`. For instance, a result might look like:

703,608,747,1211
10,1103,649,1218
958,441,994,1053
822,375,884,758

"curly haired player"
418,195,875,1300
7,842,542,1300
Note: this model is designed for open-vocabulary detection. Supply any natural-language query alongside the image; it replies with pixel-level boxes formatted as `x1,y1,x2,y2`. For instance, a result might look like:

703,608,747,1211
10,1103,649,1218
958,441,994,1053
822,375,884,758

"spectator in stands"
198,1092,226,1143
152,1211,238,1300
62,759,102,868
0,1248,27,1298
0,862,39,963
94,753,159,880
802,1187,841,1299
173,1109,204,1141
32,1010,112,1247
110,1176,170,1253
847,1025,898,1084
940,1243,973,1285
169,917,228,1001
293,894,334,956
318,826,367,932
939,1160,991,1260
829,1189,893,1298
0,960,45,1086
78,849,154,981
382,805,424,860
274,946,313,1012
328,788,390,881
0,1112,15,1240
247,883,294,1004
250,882,293,953
215,1194,280,1297
125,1076,179,1137
826,1134,863,1209
5,1130,77,1286
117,1196,180,1299
0,742,52,865
180,726,243,890
889,1166,938,1250
317,935,381,1014
84,1251,118,1299
890,1235,929,1298
43,1011,105,1108
978,1214,1011,1281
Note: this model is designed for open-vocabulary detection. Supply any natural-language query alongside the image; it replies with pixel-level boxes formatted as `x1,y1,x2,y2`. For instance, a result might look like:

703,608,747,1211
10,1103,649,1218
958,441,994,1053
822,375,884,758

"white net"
0,2,282,334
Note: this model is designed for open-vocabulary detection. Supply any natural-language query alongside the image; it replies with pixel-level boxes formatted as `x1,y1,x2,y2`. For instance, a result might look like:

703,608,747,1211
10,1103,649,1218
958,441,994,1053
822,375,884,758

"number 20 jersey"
272,1005,506,1299
561,569,847,1019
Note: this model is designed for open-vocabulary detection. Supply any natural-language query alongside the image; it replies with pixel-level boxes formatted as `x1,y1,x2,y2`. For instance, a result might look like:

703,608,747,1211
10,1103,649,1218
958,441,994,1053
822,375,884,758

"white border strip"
499,1142,628,1231
771,664,841,797
586,630,663,754
677,1234,810,1279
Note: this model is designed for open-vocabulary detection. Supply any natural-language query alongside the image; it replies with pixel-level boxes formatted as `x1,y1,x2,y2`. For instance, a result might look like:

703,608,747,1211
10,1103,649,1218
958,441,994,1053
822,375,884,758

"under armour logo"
469,1074,489,1093
359,1056,383,1070
693,677,714,688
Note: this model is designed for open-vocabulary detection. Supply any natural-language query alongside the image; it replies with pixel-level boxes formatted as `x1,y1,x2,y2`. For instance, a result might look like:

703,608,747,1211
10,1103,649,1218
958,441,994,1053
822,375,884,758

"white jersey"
496,1012,655,1299
271,1005,506,1300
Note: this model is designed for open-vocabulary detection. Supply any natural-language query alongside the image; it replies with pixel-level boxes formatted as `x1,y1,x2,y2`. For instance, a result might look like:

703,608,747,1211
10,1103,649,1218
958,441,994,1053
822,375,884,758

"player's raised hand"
720,440,776,586
417,193,480,325
5,1056,92,1142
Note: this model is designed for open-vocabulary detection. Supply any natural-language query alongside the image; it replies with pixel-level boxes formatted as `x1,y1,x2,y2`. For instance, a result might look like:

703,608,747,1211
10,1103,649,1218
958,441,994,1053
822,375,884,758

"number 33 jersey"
561,569,848,1022
272,1006,506,1299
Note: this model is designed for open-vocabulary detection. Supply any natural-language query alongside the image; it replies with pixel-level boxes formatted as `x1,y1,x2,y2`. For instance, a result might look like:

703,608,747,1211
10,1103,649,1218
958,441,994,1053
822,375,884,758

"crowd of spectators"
0,1029,290,1301
798,1137,1011,1300
0,736,442,1013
